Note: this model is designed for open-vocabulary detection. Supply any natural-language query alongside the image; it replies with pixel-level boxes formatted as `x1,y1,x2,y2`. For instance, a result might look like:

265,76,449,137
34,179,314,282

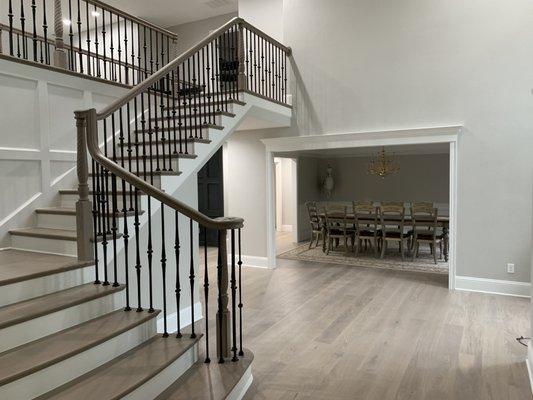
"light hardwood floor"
199,247,531,400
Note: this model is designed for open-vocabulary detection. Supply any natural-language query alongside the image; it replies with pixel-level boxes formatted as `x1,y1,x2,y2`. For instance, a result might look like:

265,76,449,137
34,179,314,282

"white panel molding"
455,276,531,298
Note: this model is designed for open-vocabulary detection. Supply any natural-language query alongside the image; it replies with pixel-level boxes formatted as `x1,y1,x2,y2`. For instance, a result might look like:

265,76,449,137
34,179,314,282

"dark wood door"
198,148,224,246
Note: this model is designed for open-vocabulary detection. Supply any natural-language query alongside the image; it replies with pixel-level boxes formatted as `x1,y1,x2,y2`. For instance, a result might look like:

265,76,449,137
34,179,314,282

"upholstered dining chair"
378,205,409,260
306,201,323,249
411,206,443,264
352,203,379,257
324,205,355,255
408,202,434,251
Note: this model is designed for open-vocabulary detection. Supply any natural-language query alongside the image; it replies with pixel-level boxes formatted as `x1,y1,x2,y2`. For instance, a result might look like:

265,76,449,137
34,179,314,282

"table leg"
322,227,327,253
443,226,449,262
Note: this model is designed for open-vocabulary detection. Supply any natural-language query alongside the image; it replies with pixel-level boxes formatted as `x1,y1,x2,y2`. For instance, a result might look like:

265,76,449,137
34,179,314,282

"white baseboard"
526,341,533,394
227,254,269,269
455,276,531,298
157,301,203,334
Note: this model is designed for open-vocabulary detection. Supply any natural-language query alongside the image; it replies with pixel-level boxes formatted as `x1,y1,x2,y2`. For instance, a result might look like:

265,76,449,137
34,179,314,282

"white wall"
167,13,238,55
238,0,284,42
0,57,127,247
234,0,533,284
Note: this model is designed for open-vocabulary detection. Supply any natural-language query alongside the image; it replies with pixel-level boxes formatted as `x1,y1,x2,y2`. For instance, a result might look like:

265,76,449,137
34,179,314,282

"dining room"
275,142,452,281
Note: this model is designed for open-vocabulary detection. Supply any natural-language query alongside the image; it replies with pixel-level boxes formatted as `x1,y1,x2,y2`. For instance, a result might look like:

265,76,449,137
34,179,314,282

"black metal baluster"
209,41,216,119
189,218,196,339
175,211,182,338
253,32,258,94
8,0,14,56
85,1,91,76
247,29,252,92
201,47,208,125
147,90,155,312
130,21,135,85
20,0,26,59
238,228,244,356
152,88,161,171
117,13,122,83
42,0,49,63
157,80,167,172
94,5,100,77
110,11,115,81
230,229,238,361
101,119,110,286
76,0,83,73
161,204,168,337
67,0,74,69
91,160,100,285
155,31,159,72
214,37,221,112
39,40,43,63
205,44,213,125
196,51,203,138
203,226,210,363
179,65,188,154
133,94,142,313
149,28,153,75
143,26,147,79
171,69,180,154
283,49,287,103
230,26,236,100
110,113,119,287
191,54,198,139
165,74,174,163
30,0,37,61
118,105,130,309
186,58,193,140
101,8,106,79
123,16,128,84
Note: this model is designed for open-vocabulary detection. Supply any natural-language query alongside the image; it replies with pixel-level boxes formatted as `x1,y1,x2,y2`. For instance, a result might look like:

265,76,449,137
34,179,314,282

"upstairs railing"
0,0,177,85
74,18,291,363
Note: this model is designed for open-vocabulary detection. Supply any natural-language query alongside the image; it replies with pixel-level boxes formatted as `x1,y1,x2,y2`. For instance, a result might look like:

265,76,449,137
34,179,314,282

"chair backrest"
378,205,405,236
353,203,378,234
306,201,320,230
381,201,405,208
325,205,348,234
410,201,433,216
412,206,438,238
353,199,373,209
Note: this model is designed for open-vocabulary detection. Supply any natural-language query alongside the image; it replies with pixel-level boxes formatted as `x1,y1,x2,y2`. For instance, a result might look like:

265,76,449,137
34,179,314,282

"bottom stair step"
155,349,254,400
38,334,202,400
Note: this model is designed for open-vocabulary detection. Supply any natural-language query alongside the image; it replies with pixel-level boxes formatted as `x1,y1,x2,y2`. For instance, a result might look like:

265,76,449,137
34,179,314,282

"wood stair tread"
9,227,121,242
0,309,160,386
0,283,125,330
36,207,144,217
155,349,254,400
38,334,202,400
0,249,91,287
150,110,236,121
134,123,224,134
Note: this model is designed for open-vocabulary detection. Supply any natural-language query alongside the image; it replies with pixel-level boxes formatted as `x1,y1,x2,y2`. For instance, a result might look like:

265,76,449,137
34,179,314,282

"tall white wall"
234,0,533,284
0,57,128,247
238,0,284,42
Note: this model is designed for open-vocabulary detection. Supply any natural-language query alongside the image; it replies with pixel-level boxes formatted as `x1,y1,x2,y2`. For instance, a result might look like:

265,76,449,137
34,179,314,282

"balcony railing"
0,0,178,85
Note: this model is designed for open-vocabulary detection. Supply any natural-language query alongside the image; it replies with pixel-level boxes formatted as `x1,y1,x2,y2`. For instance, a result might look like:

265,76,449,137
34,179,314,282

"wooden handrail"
97,17,291,119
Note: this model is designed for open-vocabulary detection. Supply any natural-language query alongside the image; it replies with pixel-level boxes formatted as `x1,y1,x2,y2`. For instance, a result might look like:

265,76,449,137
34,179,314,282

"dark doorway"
198,148,224,246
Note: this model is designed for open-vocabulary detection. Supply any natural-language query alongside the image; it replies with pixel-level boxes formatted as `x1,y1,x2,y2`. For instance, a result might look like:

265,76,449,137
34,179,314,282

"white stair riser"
0,264,94,307
11,234,78,256
114,158,180,173
0,290,125,353
60,193,151,208
123,342,199,400
36,212,137,233
37,213,77,230
0,317,157,400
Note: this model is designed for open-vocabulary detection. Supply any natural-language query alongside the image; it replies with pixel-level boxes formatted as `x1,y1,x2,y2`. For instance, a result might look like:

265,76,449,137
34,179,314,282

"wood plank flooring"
198,246,531,400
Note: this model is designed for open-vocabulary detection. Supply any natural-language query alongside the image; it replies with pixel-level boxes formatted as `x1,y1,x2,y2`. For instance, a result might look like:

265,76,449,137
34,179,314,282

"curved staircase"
0,15,291,400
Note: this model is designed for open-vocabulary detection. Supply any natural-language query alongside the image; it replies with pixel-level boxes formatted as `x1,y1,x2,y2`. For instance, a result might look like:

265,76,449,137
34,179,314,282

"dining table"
318,212,450,261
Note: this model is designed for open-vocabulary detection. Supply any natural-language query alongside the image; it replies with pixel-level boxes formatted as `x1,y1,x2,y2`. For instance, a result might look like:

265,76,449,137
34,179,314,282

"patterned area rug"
278,243,448,275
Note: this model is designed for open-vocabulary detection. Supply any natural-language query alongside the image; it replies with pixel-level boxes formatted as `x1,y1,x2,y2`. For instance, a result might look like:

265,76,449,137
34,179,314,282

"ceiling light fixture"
367,147,400,178
63,19,72,26
91,11,100,17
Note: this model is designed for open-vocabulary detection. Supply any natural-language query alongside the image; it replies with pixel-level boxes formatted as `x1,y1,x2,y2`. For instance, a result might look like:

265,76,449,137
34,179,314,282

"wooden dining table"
318,213,450,261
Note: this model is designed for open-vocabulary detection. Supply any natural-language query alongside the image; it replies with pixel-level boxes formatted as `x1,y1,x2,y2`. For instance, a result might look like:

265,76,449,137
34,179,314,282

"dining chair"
381,201,405,207
378,205,409,260
352,203,379,257
353,199,373,208
324,205,355,255
408,202,434,251
411,206,443,264
306,201,323,249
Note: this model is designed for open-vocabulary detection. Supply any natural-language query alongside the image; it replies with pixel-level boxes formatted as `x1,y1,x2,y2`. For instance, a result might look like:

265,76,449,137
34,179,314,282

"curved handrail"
97,17,291,120
83,108,243,230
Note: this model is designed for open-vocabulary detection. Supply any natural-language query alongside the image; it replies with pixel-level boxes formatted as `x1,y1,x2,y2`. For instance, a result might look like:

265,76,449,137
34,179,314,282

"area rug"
278,243,448,275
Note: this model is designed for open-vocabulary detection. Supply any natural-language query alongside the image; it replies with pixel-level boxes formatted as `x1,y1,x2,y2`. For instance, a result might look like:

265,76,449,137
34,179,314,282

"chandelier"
367,147,400,178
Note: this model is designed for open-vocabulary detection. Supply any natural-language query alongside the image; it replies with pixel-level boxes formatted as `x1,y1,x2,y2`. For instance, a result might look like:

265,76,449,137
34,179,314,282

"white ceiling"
278,143,450,159
105,0,238,28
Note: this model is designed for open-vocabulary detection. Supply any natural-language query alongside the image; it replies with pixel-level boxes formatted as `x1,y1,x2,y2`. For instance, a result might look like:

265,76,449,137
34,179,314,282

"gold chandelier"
367,147,400,178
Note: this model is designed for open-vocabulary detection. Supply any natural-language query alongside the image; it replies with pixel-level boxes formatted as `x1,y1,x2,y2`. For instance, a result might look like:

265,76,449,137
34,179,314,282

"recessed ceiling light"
91,11,100,17
63,19,71,26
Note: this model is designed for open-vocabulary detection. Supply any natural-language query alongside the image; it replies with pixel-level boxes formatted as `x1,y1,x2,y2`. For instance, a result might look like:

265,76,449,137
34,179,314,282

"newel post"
75,110,94,262
217,228,231,361
53,0,67,68
237,22,246,91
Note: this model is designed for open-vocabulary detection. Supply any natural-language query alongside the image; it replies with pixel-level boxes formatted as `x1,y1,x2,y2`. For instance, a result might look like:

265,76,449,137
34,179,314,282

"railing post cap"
214,217,244,230
74,108,96,118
